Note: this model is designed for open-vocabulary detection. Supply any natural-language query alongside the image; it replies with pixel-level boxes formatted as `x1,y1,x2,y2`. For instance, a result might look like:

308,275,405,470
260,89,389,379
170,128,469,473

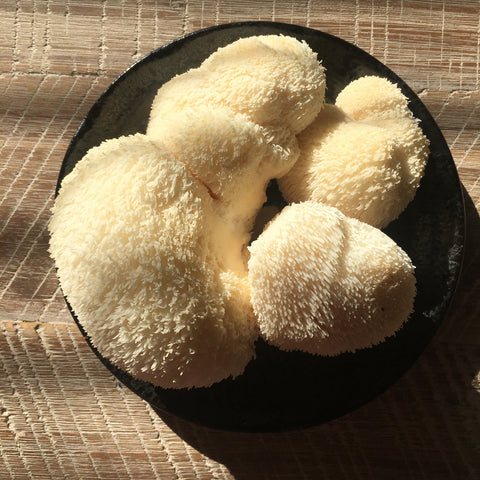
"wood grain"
1,1,480,478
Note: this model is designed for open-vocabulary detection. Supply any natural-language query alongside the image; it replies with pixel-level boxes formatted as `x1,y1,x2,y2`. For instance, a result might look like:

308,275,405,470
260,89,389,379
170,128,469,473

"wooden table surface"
1,1,480,478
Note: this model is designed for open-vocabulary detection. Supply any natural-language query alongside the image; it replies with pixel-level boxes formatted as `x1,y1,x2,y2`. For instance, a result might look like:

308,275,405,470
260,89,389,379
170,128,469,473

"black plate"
57,22,465,432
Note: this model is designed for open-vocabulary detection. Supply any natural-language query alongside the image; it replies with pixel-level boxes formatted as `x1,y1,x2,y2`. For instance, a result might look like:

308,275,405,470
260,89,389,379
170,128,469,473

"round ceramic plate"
57,22,465,432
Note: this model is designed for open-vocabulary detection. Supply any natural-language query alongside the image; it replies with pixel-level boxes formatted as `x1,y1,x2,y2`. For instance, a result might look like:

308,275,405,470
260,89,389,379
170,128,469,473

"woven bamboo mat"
1,1,480,478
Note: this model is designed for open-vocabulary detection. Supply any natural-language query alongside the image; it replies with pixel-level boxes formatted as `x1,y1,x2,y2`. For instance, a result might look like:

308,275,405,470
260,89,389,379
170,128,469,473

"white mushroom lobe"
248,202,416,355
279,76,429,228
49,134,258,389
279,104,406,228
148,35,326,135
336,76,429,214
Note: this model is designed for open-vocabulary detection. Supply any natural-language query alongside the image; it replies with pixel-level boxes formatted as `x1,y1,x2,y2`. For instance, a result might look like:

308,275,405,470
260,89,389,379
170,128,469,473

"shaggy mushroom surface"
147,35,326,135
50,36,427,390
278,76,429,228
50,35,327,388
49,134,258,389
248,201,416,355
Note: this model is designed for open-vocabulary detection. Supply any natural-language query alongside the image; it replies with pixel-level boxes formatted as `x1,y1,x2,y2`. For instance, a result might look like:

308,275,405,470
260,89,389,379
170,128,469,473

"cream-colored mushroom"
278,104,407,228
336,75,429,206
50,40,424,391
147,35,326,135
248,201,416,356
278,76,429,228
49,134,258,389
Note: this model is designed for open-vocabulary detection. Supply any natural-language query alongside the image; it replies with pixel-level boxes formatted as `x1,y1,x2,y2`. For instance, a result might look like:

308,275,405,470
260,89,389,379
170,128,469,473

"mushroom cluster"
49,35,429,389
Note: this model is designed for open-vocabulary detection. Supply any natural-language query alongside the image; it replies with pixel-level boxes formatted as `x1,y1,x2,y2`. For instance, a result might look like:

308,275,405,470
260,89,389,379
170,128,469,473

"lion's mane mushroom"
49,134,259,389
278,76,429,228
248,201,416,356
278,104,406,228
147,35,326,136
336,75,429,205
50,36,425,391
